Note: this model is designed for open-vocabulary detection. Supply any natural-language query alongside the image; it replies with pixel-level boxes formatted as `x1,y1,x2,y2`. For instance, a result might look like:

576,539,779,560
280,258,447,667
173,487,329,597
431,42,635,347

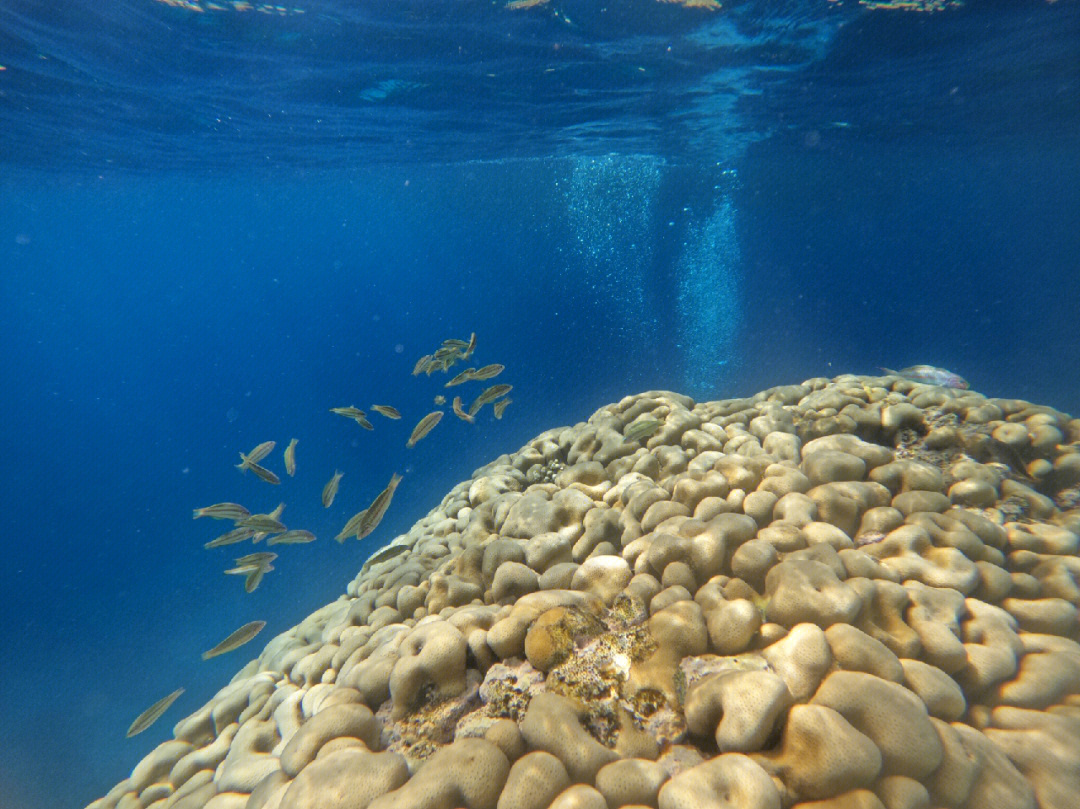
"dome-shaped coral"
89,376,1080,809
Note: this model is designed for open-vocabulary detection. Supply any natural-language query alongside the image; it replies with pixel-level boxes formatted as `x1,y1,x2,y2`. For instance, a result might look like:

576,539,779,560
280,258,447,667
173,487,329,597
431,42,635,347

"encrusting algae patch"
91,373,1080,809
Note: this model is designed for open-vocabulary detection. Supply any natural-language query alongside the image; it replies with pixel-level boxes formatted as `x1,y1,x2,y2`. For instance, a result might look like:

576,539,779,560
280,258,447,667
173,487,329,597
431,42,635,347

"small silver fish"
356,473,402,541
445,368,476,387
246,461,281,486
235,441,275,473
237,514,286,533
283,438,298,477
126,688,184,737
244,566,269,593
322,470,344,508
470,363,505,381
193,503,250,521
335,510,365,543
407,411,443,448
235,551,277,567
412,354,433,375
249,501,285,540
267,529,316,545
468,384,512,417
452,396,475,423
362,542,410,571
432,345,463,360
204,526,258,549
330,405,366,419
880,365,969,389
224,564,262,575
201,621,266,660
330,406,374,429
624,418,661,443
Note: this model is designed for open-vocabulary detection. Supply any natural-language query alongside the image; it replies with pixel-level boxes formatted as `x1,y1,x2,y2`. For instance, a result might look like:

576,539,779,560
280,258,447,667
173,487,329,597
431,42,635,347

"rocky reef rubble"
90,373,1080,809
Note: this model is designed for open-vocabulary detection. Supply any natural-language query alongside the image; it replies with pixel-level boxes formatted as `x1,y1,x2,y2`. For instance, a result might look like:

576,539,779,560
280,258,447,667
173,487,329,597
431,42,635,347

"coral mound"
90,374,1080,809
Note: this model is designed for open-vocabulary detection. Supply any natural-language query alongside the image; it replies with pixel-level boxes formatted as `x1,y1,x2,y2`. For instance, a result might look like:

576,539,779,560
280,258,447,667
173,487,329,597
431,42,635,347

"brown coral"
90,376,1080,809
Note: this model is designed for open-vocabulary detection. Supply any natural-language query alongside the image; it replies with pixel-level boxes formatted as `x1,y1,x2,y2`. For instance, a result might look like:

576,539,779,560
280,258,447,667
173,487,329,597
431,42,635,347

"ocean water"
0,1,1077,807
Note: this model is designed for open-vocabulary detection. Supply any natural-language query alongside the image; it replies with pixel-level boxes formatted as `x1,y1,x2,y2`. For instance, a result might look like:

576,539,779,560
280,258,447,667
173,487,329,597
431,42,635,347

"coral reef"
89,374,1080,809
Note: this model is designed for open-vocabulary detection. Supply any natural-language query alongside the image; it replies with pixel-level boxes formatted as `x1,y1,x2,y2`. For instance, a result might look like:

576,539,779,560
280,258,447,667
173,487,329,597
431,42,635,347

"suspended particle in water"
226,407,239,423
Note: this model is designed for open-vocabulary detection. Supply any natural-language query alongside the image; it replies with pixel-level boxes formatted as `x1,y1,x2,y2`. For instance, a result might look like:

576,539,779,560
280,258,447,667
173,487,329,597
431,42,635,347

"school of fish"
131,334,514,735
131,352,968,738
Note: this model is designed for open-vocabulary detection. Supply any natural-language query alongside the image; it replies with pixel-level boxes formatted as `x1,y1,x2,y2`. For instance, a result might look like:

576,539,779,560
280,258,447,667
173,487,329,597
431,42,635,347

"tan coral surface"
89,374,1080,809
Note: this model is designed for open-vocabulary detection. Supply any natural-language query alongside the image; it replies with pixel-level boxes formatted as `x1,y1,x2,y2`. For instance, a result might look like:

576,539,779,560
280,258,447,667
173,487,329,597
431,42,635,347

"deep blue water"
0,1,1077,807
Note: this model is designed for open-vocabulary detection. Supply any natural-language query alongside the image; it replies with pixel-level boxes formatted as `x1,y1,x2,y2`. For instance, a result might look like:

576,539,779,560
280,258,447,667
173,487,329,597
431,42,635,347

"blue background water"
0,1,1077,806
